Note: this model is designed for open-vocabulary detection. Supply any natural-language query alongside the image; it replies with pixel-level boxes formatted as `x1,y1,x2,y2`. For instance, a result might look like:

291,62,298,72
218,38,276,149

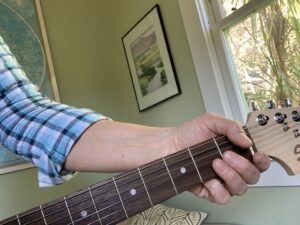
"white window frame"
178,0,273,123
178,0,300,186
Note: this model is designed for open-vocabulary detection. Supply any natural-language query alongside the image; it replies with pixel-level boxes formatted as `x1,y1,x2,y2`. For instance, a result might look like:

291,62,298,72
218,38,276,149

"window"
179,0,300,186
209,0,300,113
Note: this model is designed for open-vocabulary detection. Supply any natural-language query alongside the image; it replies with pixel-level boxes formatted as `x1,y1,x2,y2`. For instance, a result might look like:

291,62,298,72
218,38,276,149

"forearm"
64,120,176,172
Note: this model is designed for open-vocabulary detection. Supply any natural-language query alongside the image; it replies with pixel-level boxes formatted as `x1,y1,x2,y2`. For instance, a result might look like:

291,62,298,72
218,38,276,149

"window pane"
225,0,300,110
221,0,250,16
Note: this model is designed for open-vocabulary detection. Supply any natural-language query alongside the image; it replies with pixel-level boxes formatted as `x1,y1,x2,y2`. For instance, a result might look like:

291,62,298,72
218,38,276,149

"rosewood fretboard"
1,132,253,225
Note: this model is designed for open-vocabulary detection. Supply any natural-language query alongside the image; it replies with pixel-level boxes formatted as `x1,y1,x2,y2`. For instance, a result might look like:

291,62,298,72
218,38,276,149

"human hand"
171,113,270,204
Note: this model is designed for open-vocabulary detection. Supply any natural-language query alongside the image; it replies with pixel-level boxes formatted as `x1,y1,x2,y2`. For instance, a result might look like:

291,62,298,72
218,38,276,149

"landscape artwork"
123,5,180,111
130,26,168,97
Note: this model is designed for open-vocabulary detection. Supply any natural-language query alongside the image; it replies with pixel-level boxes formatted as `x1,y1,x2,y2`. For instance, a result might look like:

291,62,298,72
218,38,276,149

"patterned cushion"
126,204,208,225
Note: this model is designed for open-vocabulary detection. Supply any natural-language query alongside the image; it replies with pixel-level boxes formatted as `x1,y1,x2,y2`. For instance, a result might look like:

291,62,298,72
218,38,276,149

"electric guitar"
1,106,300,225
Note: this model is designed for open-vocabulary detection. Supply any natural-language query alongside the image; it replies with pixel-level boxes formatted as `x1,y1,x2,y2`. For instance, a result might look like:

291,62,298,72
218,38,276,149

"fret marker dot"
180,167,187,174
80,210,88,218
130,188,137,196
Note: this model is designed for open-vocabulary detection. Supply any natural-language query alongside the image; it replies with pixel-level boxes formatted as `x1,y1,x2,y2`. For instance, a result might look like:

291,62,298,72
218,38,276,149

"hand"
171,113,270,204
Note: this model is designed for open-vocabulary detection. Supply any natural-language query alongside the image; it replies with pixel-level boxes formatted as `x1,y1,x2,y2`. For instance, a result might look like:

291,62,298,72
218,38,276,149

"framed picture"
122,5,181,111
0,0,60,174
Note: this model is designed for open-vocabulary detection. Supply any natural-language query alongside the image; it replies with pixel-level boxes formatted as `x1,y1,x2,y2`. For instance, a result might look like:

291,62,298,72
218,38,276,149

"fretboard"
1,135,253,225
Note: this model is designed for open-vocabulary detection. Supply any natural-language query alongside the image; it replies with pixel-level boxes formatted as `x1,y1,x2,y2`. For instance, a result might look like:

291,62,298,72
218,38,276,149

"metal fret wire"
16,137,233,225
24,138,229,225
112,177,129,218
44,146,227,225
66,144,237,225
213,138,223,156
11,135,229,225
137,167,153,207
162,157,178,194
39,206,47,225
7,135,240,225
188,147,204,183
88,187,103,225
55,143,237,225
27,142,235,225
58,147,223,225
64,197,74,225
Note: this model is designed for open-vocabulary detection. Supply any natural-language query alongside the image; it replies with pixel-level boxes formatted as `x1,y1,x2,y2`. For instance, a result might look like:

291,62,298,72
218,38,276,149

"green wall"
101,0,205,127
0,0,124,220
1,1,300,225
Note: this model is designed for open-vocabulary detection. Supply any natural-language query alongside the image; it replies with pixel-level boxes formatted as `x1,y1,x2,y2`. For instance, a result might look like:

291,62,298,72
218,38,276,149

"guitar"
1,106,300,225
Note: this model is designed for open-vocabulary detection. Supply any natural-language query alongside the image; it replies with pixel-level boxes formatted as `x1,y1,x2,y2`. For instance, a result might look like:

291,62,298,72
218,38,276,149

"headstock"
246,104,300,175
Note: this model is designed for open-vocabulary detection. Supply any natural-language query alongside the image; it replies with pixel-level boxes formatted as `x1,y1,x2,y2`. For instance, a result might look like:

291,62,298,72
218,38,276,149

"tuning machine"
251,101,259,111
284,98,292,107
292,111,300,122
257,114,269,126
266,100,276,109
274,112,286,123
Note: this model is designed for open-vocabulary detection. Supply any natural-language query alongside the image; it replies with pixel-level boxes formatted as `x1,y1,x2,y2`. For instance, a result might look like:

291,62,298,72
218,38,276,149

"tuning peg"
266,100,276,109
292,111,300,122
251,101,259,111
284,98,292,107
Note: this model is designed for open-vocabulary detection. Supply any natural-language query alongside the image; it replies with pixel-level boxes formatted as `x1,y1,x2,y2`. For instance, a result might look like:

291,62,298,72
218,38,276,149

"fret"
112,177,129,219
18,207,44,224
192,139,223,182
0,215,20,225
139,159,177,205
39,206,47,225
213,137,223,156
137,167,153,207
188,147,204,183
90,178,127,224
64,197,74,225
65,188,100,224
41,197,72,225
88,187,103,225
17,215,21,225
165,150,203,193
0,135,254,225
162,157,178,194
114,169,152,217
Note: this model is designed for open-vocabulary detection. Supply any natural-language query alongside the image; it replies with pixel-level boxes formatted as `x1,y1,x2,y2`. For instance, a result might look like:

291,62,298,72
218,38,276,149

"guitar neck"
1,133,253,225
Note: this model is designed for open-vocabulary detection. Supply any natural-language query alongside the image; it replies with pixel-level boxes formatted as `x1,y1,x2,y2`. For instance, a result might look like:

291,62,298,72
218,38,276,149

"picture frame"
0,0,60,174
122,4,181,111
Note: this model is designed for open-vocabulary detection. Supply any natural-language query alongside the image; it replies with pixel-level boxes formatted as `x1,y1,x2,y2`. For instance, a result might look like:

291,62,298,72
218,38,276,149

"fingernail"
223,151,234,164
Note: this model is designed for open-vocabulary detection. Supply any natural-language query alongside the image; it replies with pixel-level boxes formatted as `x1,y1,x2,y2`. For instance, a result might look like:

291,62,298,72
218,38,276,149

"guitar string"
51,155,218,225
24,138,231,225
7,135,230,224
20,139,232,225
65,145,237,225
9,136,242,225
25,142,231,225
5,127,252,225
19,121,292,223
29,143,237,225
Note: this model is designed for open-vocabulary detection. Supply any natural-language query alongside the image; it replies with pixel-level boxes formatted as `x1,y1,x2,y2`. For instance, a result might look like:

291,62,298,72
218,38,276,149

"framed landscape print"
122,5,181,111
0,0,59,174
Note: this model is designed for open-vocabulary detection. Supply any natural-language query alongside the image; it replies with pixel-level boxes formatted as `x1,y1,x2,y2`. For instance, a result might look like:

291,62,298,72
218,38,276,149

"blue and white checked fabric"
0,35,107,187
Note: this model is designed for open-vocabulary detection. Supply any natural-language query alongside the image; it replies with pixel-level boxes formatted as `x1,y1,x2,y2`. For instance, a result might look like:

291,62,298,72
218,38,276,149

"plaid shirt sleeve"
0,35,108,187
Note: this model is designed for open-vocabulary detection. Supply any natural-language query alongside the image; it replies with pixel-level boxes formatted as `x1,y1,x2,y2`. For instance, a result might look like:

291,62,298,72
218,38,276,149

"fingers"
202,113,252,148
253,151,271,172
212,151,260,195
203,179,231,204
191,151,270,205
190,181,231,205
